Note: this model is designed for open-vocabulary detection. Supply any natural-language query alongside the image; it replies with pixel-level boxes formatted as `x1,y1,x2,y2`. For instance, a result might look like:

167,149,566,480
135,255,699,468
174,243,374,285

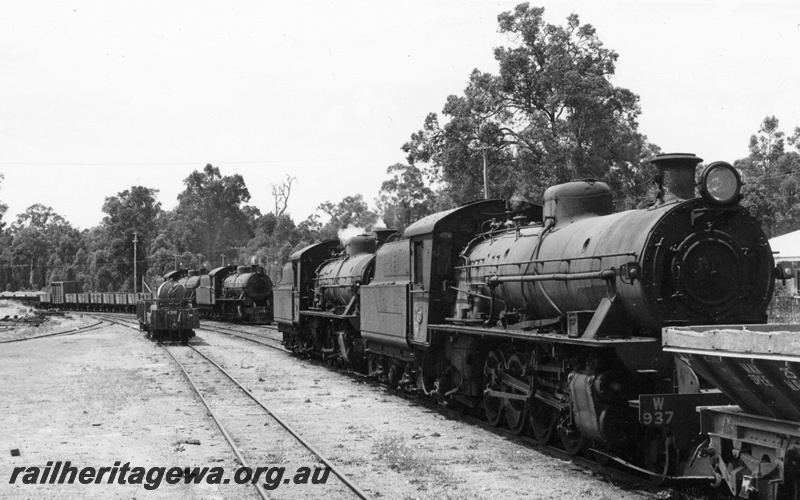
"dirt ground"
0,301,89,342
0,303,663,499
0,305,254,499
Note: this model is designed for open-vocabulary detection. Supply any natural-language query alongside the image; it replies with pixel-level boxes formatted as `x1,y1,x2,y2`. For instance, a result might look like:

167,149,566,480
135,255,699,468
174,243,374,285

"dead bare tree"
271,174,296,216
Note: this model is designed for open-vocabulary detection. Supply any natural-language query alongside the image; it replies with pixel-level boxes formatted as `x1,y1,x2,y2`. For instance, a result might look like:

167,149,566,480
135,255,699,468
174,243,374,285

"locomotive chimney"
650,153,703,203
345,234,377,256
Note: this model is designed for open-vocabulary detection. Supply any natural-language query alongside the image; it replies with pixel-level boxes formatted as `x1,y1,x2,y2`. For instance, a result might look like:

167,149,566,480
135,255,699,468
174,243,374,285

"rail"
0,320,105,343
164,344,373,500
162,346,272,500
198,324,287,353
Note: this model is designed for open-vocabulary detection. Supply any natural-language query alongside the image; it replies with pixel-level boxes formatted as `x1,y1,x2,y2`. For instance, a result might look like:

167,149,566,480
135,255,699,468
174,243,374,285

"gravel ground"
0,305,661,499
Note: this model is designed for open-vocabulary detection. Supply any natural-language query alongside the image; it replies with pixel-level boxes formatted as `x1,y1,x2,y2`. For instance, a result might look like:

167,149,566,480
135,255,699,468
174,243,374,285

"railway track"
89,313,371,499
86,313,286,351
198,322,286,352
194,324,691,496
161,343,372,500
193,323,681,492
0,319,105,343
87,313,139,330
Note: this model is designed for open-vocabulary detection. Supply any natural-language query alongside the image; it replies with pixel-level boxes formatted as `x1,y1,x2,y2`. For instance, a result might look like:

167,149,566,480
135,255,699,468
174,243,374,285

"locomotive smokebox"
650,153,703,203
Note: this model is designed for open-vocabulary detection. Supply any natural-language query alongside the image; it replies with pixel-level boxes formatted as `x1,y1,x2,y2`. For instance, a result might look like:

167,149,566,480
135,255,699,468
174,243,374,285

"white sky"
1,0,798,230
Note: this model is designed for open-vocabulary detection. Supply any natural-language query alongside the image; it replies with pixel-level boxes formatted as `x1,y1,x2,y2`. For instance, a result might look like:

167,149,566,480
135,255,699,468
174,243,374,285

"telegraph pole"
133,232,138,294
476,145,490,199
482,147,489,199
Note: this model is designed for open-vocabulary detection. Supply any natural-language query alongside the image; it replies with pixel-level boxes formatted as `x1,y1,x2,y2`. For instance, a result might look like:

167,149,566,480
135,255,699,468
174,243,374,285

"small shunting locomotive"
136,276,199,345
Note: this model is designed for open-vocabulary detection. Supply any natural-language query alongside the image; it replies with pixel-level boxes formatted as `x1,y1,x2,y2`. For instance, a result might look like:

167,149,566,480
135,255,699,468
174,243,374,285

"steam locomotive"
275,153,794,489
274,229,396,367
166,265,273,324
136,278,199,345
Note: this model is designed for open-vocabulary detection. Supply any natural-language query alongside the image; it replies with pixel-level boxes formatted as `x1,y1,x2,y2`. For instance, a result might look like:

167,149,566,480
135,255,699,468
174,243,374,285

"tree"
404,4,645,207
100,186,162,290
271,174,296,216
745,116,785,212
147,233,180,281
403,76,526,204
376,163,434,230
738,117,800,238
789,126,800,151
175,164,256,268
0,173,8,232
0,174,11,290
317,194,379,241
9,205,73,289
748,116,785,174
45,226,84,284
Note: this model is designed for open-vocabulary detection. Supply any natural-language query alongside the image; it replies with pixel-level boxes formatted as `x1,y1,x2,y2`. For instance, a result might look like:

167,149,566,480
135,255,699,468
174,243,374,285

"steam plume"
338,225,368,247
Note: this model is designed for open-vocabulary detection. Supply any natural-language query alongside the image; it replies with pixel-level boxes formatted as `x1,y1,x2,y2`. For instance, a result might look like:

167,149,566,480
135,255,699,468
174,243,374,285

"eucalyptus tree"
100,186,162,290
404,3,646,206
175,164,256,268
738,116,800,238
376,163,434,231
8,204,75,290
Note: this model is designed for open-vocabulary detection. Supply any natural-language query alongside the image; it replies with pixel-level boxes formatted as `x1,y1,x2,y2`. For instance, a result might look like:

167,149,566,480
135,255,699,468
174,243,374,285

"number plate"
639,393,731,430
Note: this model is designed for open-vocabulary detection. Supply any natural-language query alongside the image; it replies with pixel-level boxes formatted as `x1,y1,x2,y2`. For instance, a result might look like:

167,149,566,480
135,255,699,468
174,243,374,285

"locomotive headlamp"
776,261,795,280
699,161,742,206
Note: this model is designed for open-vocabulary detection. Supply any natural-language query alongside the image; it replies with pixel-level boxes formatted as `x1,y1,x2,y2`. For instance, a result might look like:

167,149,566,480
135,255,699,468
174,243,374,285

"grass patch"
265,438,286,463
372,434,431,475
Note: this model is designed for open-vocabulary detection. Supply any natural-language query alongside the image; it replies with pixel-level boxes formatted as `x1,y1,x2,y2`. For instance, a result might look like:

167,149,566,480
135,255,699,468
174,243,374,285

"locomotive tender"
277,153,789,485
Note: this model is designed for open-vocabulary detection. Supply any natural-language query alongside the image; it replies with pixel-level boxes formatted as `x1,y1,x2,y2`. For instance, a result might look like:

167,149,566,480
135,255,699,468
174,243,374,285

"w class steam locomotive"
277,153,788,485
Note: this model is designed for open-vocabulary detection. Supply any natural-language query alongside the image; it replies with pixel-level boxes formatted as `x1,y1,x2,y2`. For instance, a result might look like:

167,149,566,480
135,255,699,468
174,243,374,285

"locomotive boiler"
457,154,773,332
